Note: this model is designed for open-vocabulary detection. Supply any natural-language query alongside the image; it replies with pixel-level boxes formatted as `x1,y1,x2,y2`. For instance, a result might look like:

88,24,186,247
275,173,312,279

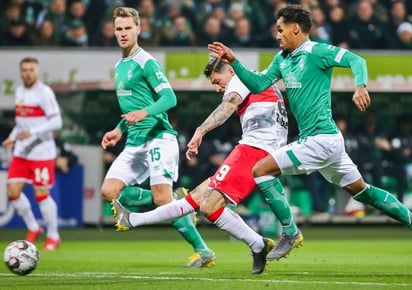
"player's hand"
2,138,14,149
121,109,148,125
186,131,203,160
207,42,236,64
352,85,371,112
101,128,122,149
17,130,31,140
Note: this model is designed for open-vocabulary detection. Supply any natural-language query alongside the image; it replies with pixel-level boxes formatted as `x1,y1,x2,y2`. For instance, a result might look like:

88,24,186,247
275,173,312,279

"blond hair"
112,7,140,26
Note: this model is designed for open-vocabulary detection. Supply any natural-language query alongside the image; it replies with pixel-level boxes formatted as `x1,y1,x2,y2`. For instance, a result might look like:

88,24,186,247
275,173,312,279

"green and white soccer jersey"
114,47,177,147
233,41,368,139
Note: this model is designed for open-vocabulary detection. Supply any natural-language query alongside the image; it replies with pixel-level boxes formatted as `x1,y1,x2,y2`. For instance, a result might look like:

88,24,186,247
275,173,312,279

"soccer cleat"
251,237,275,274
25,227,43,243
111,199,133,232
183,251,217,268
173,187,197,226
42,237,61,251
267,230,304,261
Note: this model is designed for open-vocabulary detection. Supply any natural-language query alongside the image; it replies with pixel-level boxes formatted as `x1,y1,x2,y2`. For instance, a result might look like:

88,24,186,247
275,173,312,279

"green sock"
354,185,412,229
118,187,154,211
172,215,210,255
257,178,298,236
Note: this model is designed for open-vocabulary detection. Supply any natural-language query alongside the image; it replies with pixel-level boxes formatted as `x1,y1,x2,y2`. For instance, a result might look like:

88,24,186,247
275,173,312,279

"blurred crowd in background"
1,0,412,49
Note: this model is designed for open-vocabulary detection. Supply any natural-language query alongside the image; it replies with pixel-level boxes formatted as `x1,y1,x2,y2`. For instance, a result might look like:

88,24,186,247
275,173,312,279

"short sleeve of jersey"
224,75,250,103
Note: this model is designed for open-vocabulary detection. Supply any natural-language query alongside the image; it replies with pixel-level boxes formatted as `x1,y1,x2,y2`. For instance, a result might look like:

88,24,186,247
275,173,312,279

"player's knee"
152,194,173,206
199,200,219,217
101,184,119,202
6,185,21,200
343,178,366,196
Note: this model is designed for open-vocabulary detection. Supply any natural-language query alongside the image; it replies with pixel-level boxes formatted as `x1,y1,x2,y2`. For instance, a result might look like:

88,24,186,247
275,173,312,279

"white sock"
10,193,39,231
38,196,60,240
129,199,195,227
214,207,264,253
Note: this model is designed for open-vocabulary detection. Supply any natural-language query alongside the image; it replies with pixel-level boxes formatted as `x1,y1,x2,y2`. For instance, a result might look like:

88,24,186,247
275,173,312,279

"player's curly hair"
112,7,140,26
276,4,312,34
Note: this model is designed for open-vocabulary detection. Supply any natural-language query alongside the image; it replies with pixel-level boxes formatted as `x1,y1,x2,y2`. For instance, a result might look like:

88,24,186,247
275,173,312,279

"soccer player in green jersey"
208,4,412,259
101,7,216,268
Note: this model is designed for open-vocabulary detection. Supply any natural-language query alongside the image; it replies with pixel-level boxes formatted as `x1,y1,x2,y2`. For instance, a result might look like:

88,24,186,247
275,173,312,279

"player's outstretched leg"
354,185,412,229
173,187,197,226
112,197,217,267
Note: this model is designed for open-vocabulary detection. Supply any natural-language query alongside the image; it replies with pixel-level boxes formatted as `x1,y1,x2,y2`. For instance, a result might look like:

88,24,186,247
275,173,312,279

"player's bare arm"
352,85,371,112
186,93,240,160
101,128,122,149
208,42,237,64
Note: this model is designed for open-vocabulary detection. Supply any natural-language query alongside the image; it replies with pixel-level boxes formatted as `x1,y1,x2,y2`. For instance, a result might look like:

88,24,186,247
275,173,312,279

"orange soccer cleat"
42,237,61,251
25,227,43,243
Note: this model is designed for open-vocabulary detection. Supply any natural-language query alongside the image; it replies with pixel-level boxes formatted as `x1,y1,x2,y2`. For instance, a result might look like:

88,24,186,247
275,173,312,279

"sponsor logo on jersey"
15,105,46,117
284,72,302,89
116,81,132,96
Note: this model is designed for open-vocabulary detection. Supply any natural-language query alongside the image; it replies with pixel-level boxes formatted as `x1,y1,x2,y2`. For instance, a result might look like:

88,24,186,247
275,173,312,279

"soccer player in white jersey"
208,4,412,258
101,7,216,268
113,57,303,274
2,57,62,250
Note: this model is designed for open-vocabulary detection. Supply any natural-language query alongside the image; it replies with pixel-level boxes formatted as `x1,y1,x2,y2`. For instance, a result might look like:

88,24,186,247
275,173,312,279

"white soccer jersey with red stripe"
224,75,288,154
12,81,60,160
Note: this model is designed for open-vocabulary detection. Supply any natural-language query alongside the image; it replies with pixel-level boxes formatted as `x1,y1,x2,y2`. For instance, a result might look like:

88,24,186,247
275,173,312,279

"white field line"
0,272,411,287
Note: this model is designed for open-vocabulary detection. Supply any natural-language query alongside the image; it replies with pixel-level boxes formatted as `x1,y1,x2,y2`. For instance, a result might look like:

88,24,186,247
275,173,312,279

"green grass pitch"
1,225,411,290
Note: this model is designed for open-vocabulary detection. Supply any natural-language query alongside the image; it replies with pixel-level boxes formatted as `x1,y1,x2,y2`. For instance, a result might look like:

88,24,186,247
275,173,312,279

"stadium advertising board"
0,50,411,109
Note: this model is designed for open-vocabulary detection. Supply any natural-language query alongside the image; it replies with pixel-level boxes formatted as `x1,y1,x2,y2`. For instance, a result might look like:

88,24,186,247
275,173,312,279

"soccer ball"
3,240,39,276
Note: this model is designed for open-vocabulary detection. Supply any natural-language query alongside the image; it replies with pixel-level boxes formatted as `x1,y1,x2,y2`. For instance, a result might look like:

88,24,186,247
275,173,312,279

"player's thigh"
7,156,30,184
319,150,362,188
150,183,173,205
6,181,26,198
253,154,281,177
209,144,268,205
274,134,343,176
148,134,179,186
104,146,149,186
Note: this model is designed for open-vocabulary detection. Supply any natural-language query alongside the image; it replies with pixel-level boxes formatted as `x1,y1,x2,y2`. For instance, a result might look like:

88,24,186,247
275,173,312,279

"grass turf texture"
1,225,411,290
